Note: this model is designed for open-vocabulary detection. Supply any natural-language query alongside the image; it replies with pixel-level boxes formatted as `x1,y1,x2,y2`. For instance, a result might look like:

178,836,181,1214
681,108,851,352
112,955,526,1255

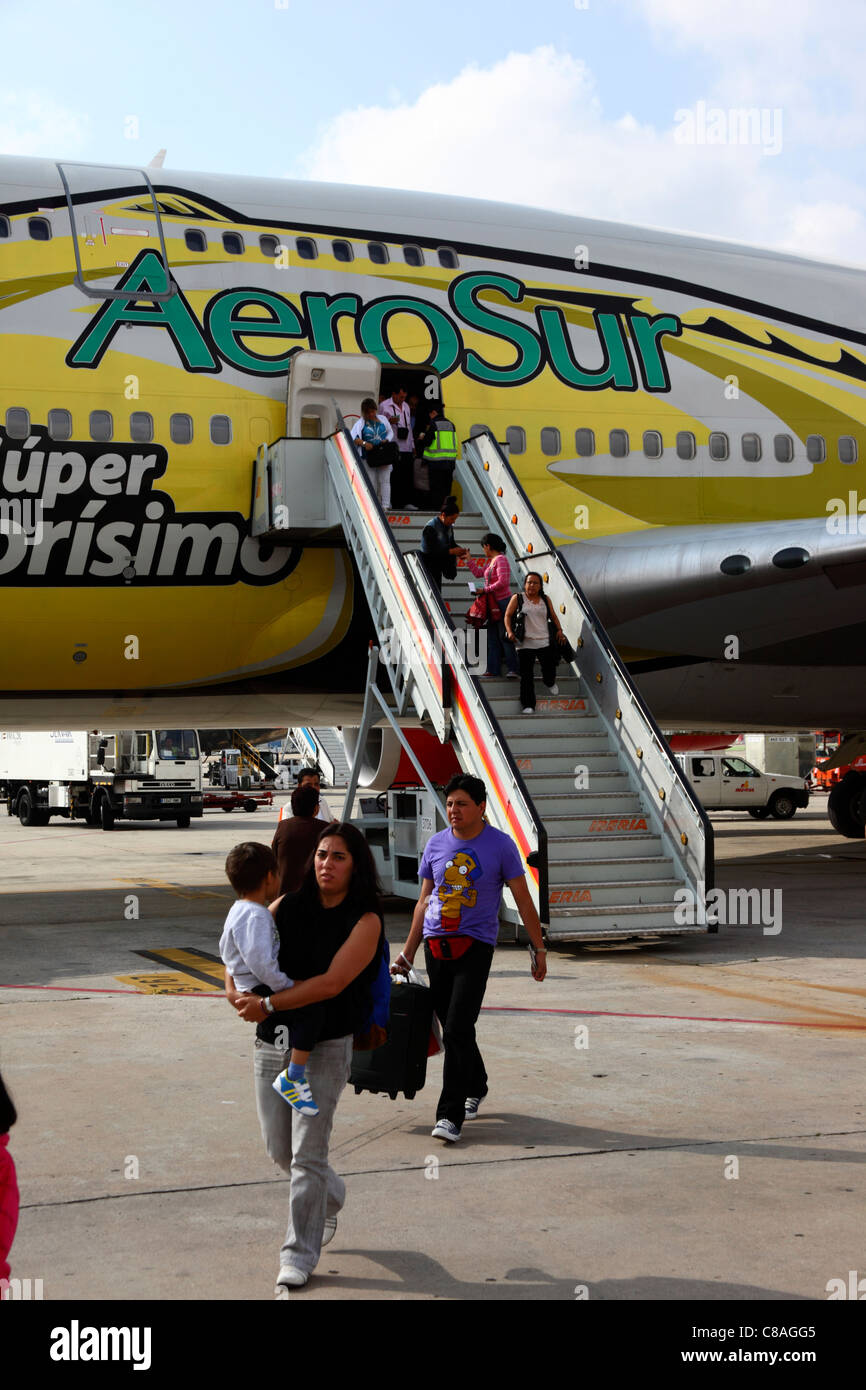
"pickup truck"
675,753,810,820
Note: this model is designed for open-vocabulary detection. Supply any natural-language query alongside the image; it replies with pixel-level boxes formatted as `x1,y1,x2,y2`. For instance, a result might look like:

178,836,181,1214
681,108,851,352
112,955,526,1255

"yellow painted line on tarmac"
116,972,222,996
117,947,226,994
140,947,226,982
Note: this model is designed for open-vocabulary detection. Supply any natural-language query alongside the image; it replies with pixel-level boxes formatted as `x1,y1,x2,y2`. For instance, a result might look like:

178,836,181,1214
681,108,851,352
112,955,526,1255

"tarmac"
1,793,864,1302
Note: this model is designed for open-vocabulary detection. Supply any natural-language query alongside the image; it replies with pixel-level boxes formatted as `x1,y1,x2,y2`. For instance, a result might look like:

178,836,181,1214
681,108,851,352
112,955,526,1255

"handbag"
466,590,501,629
366,440,398,468
511,593,526,643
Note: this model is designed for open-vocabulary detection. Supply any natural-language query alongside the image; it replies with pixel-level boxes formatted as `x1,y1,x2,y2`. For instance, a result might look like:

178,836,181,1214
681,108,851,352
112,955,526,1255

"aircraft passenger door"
286,350,382,437
55,161,174,302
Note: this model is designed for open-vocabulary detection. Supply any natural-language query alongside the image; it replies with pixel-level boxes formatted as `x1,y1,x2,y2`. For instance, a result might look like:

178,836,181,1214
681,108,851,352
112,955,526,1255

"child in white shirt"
220,841,319,1116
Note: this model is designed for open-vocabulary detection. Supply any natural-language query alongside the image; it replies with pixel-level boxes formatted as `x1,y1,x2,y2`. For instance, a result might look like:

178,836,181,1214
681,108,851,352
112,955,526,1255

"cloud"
296,45,866,266
0,90,90,157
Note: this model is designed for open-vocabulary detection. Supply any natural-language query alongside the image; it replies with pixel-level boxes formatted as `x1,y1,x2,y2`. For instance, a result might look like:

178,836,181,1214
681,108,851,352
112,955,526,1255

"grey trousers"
254,1033,353,1275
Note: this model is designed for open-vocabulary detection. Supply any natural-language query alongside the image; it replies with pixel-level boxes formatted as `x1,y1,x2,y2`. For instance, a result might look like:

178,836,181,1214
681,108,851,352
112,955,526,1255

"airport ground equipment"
251,356,712,942
0,729,203,829
675,752,809,820
287,727,351,788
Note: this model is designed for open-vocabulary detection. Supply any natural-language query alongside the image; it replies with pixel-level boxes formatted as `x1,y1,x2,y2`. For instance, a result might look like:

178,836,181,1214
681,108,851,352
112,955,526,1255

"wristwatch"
262,996,275,1014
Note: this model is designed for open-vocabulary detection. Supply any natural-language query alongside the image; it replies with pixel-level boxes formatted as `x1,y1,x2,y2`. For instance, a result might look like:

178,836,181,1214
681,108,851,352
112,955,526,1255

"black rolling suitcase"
350,974,434,1100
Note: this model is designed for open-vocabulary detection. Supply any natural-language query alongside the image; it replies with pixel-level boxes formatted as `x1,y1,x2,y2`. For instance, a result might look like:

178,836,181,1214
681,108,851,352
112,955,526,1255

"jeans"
518,644,557,709
363,461,391,509
254,1033,352,1275
486,616,518,675
424,939,495,1127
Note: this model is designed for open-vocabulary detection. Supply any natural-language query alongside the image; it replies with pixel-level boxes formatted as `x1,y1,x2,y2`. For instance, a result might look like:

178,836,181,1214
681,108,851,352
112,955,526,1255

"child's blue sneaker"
272,1071,319,1116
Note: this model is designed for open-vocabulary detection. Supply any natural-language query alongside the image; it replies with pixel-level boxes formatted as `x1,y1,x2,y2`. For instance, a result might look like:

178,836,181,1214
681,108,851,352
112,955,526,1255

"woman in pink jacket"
467,533,518,678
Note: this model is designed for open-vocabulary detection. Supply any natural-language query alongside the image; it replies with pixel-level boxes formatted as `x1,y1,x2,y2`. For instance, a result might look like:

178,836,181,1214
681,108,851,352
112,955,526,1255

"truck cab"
675,753,810,820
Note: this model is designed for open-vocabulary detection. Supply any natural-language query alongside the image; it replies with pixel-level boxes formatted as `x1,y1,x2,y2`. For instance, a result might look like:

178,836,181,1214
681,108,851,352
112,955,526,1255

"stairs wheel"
404,1090,416,1100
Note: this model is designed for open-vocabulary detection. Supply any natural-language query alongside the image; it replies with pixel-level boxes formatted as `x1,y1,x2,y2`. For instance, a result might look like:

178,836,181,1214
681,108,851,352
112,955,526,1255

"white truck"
0,729,204,830
675,752,810,820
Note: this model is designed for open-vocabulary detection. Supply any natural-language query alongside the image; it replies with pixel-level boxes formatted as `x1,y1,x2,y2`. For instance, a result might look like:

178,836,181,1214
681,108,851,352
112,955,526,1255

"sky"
1,0,864,265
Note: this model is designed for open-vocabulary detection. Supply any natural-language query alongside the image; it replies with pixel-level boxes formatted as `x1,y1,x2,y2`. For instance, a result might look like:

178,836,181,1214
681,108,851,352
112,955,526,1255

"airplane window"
185,229,207,253
773,433,794,463
643,430,663,459
368,242,388,264
575,428,595,457
839,435,858,465
332,240,353,262
90,411,113,442
28,217,51,241
170,413,193,444
210,415,232,445
259,234,281,259
403,245,424,266
676,431,696,460
48,408,72,441
5,408,29,439
609,429,629,458
0,216,9,238
806,434,826,464
708,432,728,461
130,411,153,443
296,237,317,260
438,247,459,268
741,433,761,462
469,425,489,439
223,232,244,255
506,426,526,454
541,427,561,456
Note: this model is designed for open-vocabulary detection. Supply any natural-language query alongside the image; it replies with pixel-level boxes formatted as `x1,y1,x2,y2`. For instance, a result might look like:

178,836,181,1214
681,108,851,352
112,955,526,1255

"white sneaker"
546,683,560,695
404,503,419,511
522,707,534,715
431,1119,462,1142
322,1216,338,1247
275,1266,308,1293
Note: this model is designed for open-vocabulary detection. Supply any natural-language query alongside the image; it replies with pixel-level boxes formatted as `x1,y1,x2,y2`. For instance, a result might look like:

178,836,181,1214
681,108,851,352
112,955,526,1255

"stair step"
533,790,640,815
520,771,631,794
548,878,682,908
547,833,664,863
546,907,704,940
549,856,676,883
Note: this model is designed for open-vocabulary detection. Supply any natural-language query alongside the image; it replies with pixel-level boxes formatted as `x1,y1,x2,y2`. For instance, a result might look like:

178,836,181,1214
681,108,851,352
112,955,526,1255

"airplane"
1,153,864,835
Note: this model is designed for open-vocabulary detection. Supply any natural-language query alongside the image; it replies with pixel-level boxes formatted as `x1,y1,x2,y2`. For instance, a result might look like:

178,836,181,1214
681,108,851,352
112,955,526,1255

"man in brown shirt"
271,784,323,896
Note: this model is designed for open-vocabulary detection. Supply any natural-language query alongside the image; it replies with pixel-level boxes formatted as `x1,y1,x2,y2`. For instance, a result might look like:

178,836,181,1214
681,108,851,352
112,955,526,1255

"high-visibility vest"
422,418,458,462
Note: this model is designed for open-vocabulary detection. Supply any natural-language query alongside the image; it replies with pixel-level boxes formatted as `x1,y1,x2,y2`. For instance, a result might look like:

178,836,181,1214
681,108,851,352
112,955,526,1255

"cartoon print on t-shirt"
438,851,478,931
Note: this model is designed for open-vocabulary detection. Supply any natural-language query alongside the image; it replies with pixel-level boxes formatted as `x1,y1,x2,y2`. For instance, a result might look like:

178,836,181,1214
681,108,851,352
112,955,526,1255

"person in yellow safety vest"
419,408,459,509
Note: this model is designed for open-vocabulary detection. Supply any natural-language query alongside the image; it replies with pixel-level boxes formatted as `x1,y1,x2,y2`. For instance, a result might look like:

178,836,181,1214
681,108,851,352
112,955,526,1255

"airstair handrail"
460,431,714,892
324,425,449,741
405,551,550,922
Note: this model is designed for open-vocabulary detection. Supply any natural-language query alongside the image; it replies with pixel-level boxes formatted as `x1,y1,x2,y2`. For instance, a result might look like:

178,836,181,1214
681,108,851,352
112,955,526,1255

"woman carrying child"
224,824,383,1293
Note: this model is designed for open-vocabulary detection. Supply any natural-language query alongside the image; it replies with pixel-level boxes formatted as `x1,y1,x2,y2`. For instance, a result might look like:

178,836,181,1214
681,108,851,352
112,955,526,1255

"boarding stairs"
288,726,351,787
252,421,713,942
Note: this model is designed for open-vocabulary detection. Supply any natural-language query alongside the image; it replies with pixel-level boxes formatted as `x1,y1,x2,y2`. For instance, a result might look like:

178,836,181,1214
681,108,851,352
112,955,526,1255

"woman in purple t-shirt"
393,773,547,1143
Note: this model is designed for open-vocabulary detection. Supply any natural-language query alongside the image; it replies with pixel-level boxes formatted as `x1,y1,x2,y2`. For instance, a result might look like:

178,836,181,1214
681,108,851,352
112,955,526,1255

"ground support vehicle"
0,729,204,829
675,753,809,820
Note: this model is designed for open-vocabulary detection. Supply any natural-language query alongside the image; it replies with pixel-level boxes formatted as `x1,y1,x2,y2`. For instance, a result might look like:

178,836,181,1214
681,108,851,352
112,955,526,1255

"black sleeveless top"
256,890,383,1045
